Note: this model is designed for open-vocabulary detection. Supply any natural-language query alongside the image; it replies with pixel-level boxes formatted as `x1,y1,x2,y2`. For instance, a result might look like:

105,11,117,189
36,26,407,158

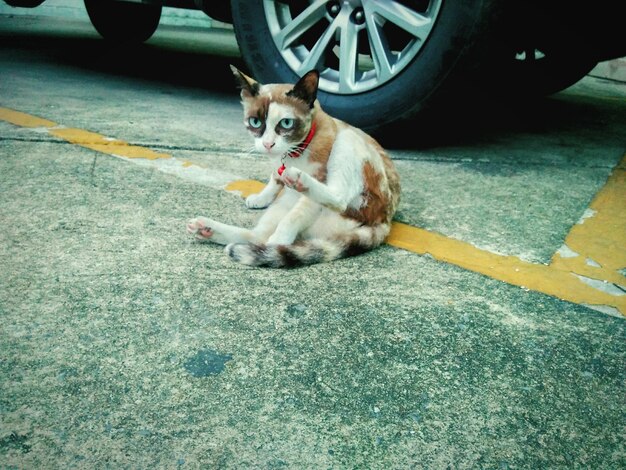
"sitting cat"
187,66,401,267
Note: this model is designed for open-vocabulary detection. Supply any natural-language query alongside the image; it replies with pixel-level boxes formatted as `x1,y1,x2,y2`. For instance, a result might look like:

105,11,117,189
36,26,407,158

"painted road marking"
227,174,626,316
0,107,241,188
0,107,57,128
1,106,625,315
49,128,173,160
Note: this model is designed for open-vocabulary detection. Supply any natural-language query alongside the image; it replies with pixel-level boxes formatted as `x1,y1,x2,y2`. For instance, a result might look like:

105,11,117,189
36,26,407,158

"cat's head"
230,65,319,156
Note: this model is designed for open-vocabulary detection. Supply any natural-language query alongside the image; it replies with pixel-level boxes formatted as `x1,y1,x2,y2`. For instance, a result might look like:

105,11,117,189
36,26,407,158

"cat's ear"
287,70,319,109
230,65,260,98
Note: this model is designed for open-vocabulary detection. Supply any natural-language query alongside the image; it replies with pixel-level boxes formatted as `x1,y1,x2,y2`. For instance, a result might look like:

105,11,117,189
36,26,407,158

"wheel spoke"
338,14,360,92
366,0,433,40
298,15,340,73
273,0,328,50
363,4,394,81
264,0,443,94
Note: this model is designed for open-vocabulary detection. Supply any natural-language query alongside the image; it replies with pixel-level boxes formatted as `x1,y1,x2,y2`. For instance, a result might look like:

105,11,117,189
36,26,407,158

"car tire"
3,0,46,7
482,2,600,98
496,48,597,97
84,0,162,44
230,0,499,131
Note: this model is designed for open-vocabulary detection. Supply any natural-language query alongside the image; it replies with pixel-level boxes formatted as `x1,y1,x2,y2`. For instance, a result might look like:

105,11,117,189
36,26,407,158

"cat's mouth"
258,143,288,157
262,148,280,157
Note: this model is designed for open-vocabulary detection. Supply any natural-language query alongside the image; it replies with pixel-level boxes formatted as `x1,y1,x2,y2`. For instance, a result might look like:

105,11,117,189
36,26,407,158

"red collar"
288,121,317,159
278,121,317,175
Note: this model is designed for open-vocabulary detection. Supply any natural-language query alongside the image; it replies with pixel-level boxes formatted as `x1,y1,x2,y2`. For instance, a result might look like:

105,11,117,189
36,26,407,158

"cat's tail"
225,223,391,268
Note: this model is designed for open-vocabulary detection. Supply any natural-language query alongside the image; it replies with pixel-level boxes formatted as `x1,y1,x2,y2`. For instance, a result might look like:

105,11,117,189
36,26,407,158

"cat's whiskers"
285,142,302,156
198,66,401,267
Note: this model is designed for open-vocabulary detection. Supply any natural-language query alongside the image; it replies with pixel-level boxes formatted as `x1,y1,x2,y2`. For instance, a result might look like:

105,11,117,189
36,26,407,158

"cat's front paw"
245,193,269,210
281,167,307,192
187,217,214,240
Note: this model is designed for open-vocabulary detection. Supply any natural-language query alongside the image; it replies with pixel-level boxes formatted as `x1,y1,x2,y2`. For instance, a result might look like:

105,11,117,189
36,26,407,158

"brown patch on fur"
267,84,312,116
244,95,270,121
359,129,402,223
382,154,401,218
306,108,337,182
344,162,390,226
257,84,314,144
312,163,328,183
242,95,270,136
238,79,400,221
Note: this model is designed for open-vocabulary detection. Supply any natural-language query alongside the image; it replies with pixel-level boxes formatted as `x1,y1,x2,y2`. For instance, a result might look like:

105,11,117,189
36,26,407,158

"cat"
186,65,401,268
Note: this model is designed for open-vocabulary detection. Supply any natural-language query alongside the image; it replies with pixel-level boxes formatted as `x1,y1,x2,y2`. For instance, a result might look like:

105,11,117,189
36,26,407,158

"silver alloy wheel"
264,0,443,94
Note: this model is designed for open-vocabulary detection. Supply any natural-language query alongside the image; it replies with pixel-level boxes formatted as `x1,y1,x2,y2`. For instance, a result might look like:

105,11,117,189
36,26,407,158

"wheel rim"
264,0,443,94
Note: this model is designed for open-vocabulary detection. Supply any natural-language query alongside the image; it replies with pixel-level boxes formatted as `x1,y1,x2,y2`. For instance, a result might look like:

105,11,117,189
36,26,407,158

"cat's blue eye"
280,118,295,130
248,117,263,129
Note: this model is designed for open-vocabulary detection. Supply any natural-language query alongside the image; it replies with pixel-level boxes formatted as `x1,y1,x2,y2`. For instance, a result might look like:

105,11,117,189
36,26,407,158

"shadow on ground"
3,18,623,153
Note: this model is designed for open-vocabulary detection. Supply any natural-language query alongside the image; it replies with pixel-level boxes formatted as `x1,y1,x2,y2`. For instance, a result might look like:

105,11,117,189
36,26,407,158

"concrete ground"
1,14,625,469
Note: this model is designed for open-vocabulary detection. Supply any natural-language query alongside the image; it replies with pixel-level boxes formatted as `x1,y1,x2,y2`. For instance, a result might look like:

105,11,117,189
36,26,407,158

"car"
5,0,625,132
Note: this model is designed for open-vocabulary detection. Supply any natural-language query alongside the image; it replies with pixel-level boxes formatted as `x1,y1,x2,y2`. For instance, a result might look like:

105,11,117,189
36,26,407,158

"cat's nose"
263,141,275,151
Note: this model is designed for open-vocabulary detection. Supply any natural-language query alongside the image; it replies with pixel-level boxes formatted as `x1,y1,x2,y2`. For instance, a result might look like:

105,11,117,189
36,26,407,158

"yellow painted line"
49,128,171,160
388,223,625,315
2,106,624,314
0,107,57,128
226,178,625,315
225,179,267,197
0,107,171,160
393,154,626,315
227,156,626,315
551,155,626,284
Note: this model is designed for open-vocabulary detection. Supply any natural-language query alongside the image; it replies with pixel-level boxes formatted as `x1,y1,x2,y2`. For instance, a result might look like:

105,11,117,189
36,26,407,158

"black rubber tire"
500,53,597,97
230,0,498,131
3,0,46,7
481,0,600,97
84,0,162,44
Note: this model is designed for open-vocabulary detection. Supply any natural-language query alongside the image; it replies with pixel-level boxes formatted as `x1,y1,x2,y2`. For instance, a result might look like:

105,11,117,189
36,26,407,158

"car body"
6,0,625,132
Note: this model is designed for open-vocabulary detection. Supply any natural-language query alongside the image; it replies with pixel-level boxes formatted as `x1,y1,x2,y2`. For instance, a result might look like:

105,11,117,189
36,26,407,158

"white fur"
281,129,368,212
187,103,395,267
187,216,256,244
255,102,296,156
245,176,282,209
188,128,380,246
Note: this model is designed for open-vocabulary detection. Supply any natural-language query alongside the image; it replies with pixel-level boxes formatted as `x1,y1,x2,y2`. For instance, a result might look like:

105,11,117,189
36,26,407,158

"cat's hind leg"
187,217,255,245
